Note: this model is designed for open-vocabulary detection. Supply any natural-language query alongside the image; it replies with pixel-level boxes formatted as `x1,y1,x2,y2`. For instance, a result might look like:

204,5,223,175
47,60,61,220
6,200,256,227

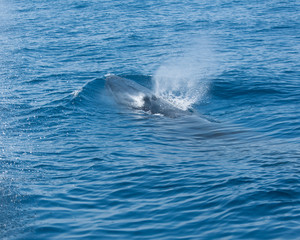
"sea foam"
152,38,219,110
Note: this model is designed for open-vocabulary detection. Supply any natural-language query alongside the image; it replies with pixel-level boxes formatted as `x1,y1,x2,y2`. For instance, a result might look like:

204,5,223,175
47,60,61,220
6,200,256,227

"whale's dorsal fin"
143,95,158,112
151,95,157,101
143,96,151,111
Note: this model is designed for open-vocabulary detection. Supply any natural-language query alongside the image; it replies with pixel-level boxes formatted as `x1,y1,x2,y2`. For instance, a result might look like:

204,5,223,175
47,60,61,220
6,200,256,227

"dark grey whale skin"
105,75,192,118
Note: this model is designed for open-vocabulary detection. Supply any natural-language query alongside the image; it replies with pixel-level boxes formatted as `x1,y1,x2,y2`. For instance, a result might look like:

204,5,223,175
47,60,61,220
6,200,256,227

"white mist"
152,38,219,110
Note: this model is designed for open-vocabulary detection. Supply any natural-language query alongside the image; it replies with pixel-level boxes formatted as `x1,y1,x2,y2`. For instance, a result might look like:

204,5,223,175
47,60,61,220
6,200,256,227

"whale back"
105,75,192,118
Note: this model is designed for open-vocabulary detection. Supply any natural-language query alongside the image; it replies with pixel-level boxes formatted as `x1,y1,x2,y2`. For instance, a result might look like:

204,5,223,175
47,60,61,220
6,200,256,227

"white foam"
71,88,82,98
129,93,145,108
104,73,114,78
152,38,219,110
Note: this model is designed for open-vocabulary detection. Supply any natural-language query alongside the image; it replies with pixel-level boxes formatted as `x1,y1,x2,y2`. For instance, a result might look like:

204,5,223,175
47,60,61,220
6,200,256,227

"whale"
105,75,193,118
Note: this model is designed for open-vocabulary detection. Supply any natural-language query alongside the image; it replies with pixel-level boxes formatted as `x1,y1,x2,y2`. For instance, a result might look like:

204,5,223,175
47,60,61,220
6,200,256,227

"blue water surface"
1,0,300,239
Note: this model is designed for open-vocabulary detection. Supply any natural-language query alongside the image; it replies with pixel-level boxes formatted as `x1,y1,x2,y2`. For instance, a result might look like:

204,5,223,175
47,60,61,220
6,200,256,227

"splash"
152,39,218,110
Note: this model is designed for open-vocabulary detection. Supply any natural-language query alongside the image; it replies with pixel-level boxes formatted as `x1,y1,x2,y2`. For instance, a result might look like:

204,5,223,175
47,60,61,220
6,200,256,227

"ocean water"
1,0,300,239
